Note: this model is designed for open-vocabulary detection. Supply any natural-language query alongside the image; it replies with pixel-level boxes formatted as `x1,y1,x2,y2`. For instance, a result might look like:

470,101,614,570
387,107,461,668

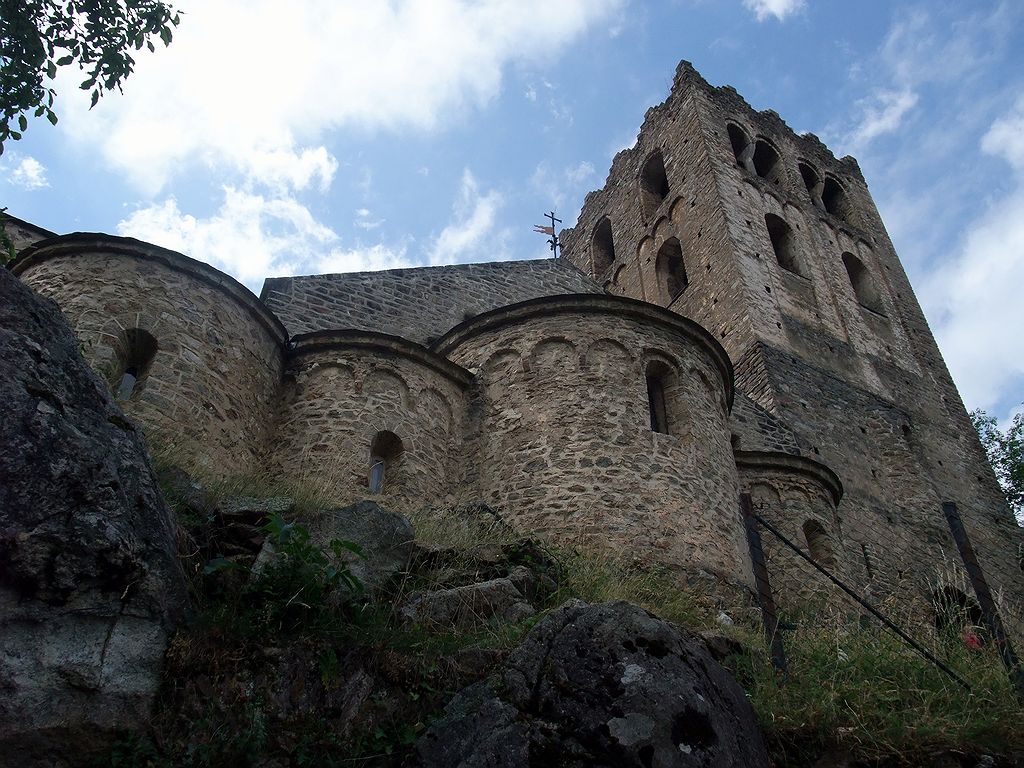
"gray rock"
400,577,536,630
0,269,188,766
309,500,415,594
416,600,768,768
219,495,295,522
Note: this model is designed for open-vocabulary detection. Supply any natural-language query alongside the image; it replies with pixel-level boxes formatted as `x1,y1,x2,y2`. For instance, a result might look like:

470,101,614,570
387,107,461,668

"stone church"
7,62,1021,625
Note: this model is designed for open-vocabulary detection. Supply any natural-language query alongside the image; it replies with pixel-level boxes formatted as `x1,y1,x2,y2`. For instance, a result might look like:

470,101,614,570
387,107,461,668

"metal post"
942,501,1024,701
741,493,786,674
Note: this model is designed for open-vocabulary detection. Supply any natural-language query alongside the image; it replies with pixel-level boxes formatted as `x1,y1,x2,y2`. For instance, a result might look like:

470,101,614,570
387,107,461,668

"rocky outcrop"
416,600,768,768
400,573,536,630
0,269,188,766
308,500,416,594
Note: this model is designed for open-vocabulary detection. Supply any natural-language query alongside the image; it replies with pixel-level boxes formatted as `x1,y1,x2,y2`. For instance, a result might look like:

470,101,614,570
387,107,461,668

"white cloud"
117,188,341,289
354,208,385,231
428,169,507,265
7,156,49,190
743,0,806,22
244,146,338,194
920,101,1024,413
315,243,415,274
531,160,596,211
57,0,622,195
982,100,1024,170
842,88,919,154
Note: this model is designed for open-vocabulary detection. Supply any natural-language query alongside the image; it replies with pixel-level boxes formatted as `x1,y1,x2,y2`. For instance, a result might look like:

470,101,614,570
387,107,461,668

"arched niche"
591,217,616,277
842,252,884,315
765,214,805,277
655,237,688,305
639,150,670,219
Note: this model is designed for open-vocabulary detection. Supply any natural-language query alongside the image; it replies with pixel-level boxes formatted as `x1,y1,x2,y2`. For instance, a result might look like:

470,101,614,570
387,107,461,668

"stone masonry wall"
12,237,286,475
736,452,849,615
271,333,471,510
437,297,750,592
261,258,602,344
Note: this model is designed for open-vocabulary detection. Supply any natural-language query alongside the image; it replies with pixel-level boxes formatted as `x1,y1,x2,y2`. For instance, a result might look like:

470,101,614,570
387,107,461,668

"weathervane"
533,210,562,257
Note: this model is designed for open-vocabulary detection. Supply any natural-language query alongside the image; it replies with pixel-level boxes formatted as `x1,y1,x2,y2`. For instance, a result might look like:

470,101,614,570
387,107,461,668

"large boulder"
0,269,188,766
308,500,416,594
400,573,536,630
416,600,768,768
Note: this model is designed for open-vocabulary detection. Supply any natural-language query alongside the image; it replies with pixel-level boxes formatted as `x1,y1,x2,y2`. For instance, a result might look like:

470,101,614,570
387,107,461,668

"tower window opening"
798,162,824,209
802,520,836,569
114,328,158,401
752,140,781,183
645,361,674,435
591,216,616,277
842,252,885,314
639,150,670,219
655,237,688,304
822,178,851,221
765,214,804,276
727,124,752,172
368,430,404,494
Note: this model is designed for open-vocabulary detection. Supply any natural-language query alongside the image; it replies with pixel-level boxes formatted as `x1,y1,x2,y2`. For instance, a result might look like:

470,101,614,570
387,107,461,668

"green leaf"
47,111,58,126
90,90,99,108
56,55,73,66
18,115,27,131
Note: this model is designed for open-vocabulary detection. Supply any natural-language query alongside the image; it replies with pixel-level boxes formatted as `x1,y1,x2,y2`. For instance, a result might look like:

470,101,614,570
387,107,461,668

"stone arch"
822,177,853,221
416,387,454,433
688,365,720,408
368,429,405,495
651,215,672,243
668,195,688,224
765,214,805,277
798,161,824,209
639,149,670,219
752,138,783,184
727,123,752,171
591,217,616,277
584,337,633,375
842,252,885,315
802,519,836,569
363,368,410,409
749,481,781,510
529,338,578,375
484,348,522,375
642,352,683,436
299,362,356,393
655,237,688,305
112,327,159,400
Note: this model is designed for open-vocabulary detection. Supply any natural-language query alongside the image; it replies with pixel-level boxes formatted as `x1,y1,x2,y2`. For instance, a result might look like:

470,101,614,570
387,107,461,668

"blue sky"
3,0,1023,424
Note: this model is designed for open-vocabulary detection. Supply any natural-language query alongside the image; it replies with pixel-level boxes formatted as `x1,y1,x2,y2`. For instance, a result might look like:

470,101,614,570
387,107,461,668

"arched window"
822,178,851,221
764,214,804,276
842,252,884,314
655,237,688,304
727,124,752,171
645,361,674,435
639,150,670,219
802,520,836,569
591,216,616,277
368,431,404,494
752,140,782,183
114,328,158,400
798,162,824,209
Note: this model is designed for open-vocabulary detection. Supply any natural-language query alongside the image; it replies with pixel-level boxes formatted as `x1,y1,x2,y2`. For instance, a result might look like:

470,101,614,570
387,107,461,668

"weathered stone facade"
9,60,1022,628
